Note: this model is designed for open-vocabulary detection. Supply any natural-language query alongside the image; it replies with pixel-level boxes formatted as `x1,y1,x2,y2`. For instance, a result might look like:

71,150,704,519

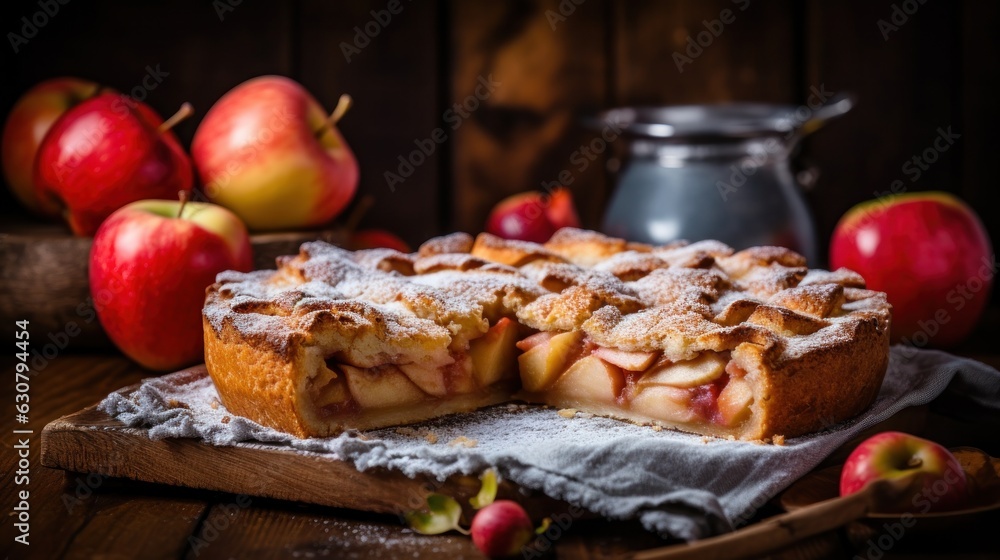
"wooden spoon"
628,475,918,560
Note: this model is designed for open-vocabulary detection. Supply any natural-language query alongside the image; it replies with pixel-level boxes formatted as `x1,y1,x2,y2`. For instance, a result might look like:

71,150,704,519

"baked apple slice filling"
306,321,756,438
306,318,522,423
516,332,758,437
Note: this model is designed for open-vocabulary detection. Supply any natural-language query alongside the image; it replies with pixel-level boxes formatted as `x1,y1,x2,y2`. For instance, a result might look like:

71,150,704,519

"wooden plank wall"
1,0,994,263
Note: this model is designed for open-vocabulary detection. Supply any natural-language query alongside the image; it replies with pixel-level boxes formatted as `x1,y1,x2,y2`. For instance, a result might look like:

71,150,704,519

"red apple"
90,197,253,370
830,192,993,347
839,431,968,513
486,187,581,243
34,93,194,236
350,229,411,252
1,77,101,216
191,75,359,231
470,500,535,558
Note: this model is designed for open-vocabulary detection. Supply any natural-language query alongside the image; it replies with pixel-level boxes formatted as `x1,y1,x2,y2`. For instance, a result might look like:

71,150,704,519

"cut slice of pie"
202,228,890,441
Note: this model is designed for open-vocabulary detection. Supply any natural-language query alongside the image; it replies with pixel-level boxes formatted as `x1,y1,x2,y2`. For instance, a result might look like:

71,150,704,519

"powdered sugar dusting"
205,230,889,368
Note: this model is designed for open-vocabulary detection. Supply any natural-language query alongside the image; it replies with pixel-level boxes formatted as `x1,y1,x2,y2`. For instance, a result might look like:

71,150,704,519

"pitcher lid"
590,103,816,141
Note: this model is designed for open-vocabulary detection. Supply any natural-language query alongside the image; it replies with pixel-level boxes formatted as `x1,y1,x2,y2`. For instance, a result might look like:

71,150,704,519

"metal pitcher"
595,95,854,264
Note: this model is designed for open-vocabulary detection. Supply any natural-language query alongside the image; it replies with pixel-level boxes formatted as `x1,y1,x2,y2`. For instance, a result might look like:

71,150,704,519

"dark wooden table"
2,353,998,560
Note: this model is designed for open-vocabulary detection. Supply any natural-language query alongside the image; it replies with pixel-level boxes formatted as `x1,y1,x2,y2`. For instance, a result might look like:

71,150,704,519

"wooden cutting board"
39,385,566,519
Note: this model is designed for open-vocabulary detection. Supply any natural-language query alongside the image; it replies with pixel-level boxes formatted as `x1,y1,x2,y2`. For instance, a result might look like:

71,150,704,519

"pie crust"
203,228,890,441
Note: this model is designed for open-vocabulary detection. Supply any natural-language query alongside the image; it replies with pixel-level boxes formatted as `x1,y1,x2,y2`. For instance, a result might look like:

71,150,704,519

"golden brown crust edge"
203,314,314,438
749,314,890,440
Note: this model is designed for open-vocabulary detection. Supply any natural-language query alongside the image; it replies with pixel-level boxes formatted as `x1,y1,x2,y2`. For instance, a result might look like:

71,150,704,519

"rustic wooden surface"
1,353,998,559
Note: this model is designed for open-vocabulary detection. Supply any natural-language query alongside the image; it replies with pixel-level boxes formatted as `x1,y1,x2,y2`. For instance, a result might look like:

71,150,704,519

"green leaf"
405,493,468,535
470,469,498,509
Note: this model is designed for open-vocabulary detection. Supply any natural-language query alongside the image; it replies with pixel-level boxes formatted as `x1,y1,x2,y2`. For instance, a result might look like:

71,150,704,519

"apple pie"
202,228,890,441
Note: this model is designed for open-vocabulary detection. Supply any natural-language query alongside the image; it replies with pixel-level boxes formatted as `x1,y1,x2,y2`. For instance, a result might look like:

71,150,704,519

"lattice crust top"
204,228,890,369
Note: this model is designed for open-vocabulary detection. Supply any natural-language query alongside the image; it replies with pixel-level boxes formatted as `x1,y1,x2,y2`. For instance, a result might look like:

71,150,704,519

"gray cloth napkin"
99,346,1000,541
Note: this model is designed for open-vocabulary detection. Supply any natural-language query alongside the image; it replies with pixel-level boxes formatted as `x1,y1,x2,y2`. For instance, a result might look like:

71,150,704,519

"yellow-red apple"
191,75,359,231
1,77,100,216
839,431,968,513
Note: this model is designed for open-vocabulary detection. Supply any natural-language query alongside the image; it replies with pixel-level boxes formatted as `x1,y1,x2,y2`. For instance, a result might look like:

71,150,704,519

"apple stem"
177,190,189,219
329,94,352,125
315,94,352,137
906,457,923,469
158,102,194,133
344,195,374,233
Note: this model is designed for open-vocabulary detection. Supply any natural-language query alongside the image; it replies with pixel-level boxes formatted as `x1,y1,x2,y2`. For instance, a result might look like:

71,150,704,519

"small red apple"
1,77,101,216
35,93,195,236
486,187,581,243
839,431,968,513
350,229,411,252
470,500,535,558
90,196,253,370
191,75,359,231
830,192,993,347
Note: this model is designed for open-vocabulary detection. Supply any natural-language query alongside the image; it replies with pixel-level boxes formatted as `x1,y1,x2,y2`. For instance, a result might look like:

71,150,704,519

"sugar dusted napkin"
100,347,1000,540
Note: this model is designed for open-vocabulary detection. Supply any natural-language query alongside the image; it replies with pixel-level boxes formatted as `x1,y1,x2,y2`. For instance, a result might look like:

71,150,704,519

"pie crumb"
167,399,189,409
449,436,477,448
210,399,220,410
557,408,577,418
395,427,438,444
221,416,230,424
773,435,785,446
652,425,662,432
